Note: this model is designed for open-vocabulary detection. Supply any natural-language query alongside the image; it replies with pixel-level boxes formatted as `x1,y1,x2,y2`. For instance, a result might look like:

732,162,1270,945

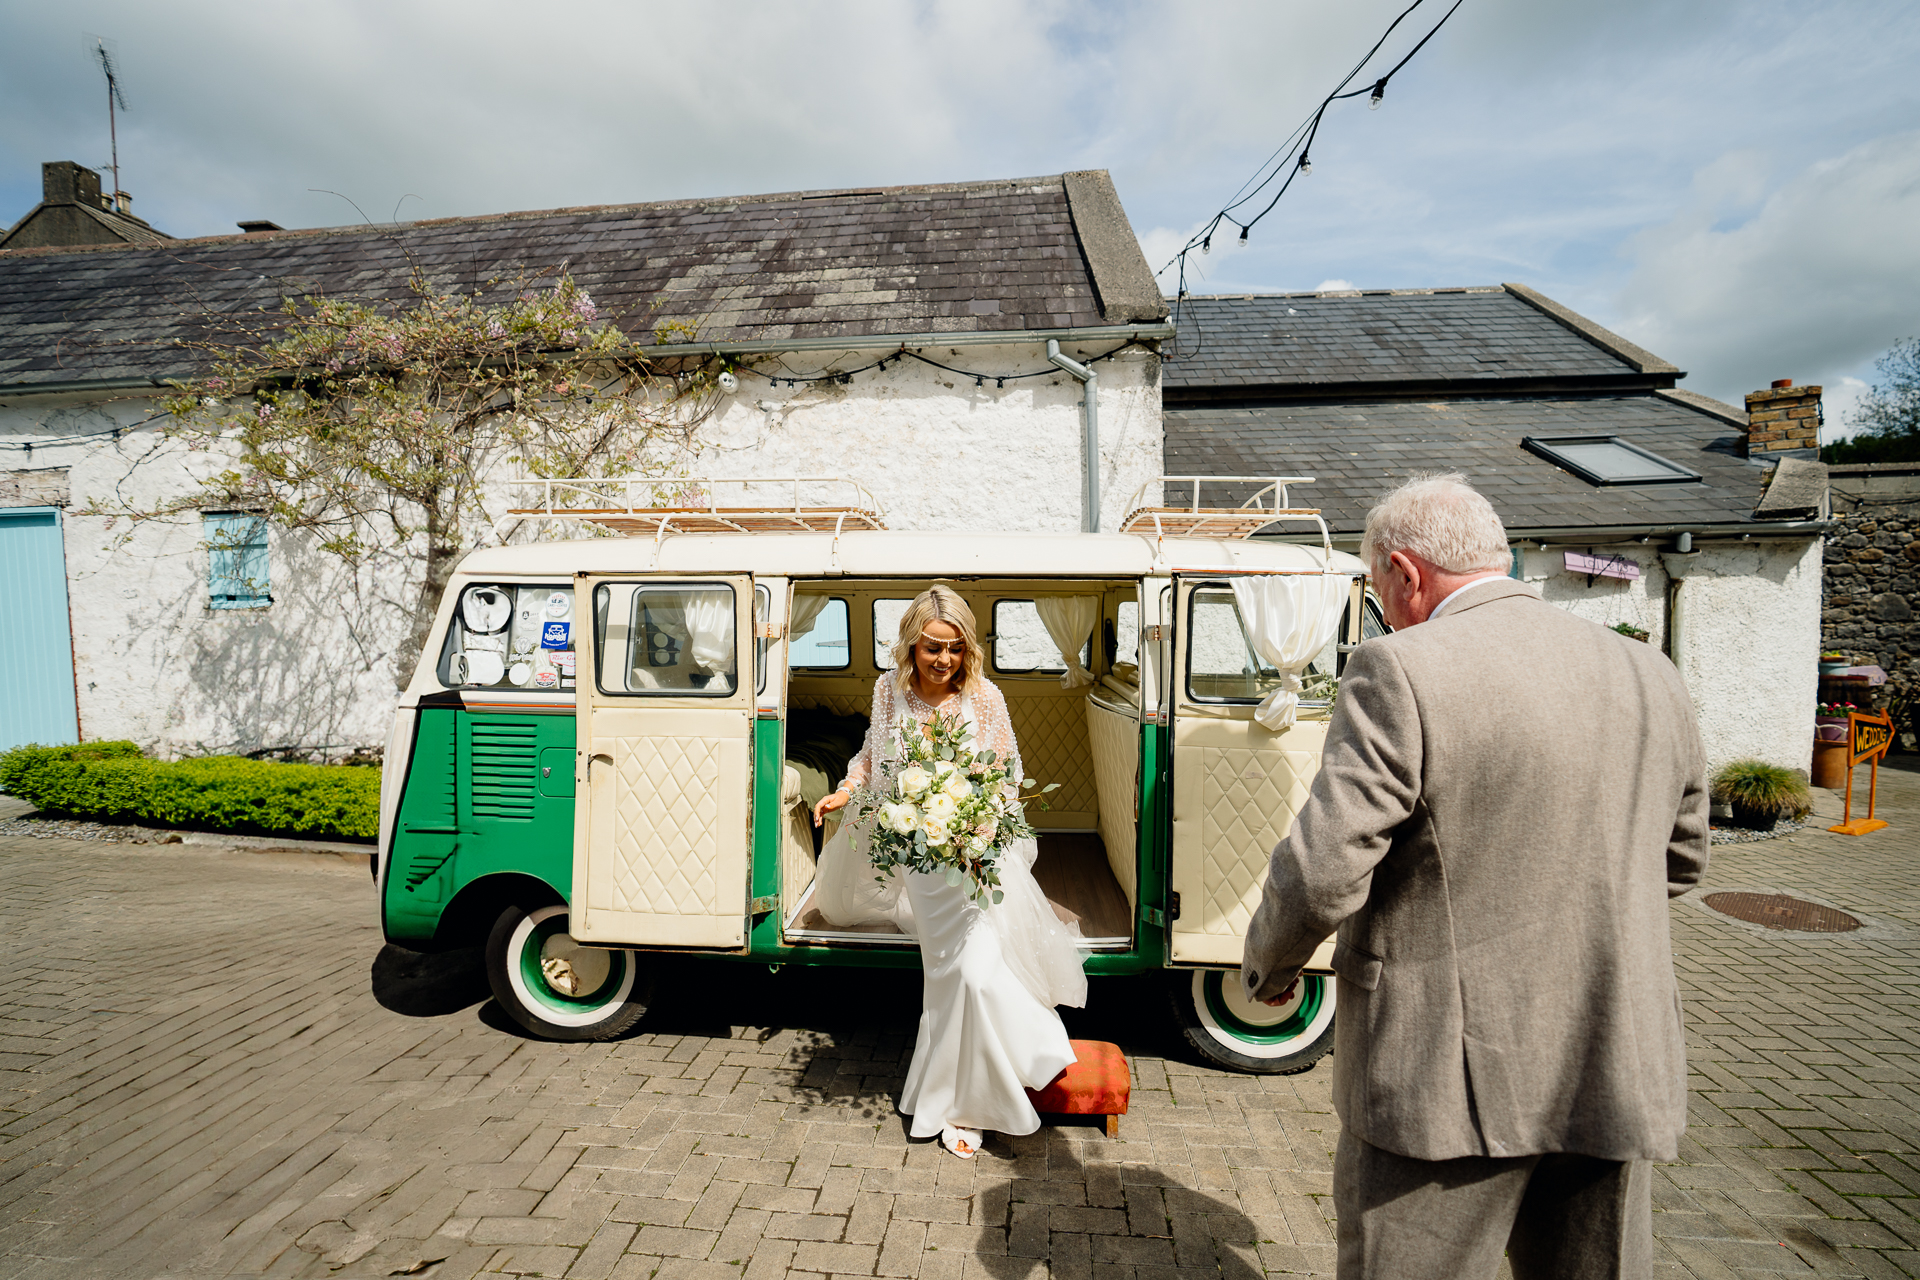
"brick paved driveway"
1,771,1915,1280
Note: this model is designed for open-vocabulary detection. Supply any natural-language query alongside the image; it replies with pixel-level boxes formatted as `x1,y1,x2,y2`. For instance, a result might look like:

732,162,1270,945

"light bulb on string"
1369,77,1386,110
1201,235,1211,255
1239,225,1250,245
1298,153,1312,176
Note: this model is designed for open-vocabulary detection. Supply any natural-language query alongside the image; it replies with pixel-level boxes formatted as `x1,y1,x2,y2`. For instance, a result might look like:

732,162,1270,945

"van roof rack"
1120,476,1330,553
498,476,888,541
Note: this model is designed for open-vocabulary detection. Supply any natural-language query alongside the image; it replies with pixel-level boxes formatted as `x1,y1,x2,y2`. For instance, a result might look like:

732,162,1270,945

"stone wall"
1823,464,1920,740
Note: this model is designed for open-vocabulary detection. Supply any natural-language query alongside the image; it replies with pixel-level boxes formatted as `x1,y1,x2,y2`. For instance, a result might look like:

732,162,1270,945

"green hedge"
0,741,378,842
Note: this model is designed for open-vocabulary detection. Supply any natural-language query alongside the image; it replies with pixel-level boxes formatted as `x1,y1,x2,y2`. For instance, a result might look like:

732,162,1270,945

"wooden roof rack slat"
1120,475,1332,562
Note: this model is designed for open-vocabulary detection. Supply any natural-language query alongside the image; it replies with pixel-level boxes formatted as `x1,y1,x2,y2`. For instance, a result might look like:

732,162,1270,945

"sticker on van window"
554,652,576,676
545,591,572,620
534,669,560,689
541,622,571,649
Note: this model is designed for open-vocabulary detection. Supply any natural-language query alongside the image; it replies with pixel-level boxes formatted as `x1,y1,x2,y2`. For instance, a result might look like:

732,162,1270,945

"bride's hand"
813,789,849,827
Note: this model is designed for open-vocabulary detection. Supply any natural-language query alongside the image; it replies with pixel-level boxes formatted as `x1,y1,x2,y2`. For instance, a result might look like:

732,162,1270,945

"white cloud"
1314,279,1356,293
1612,132,1920,407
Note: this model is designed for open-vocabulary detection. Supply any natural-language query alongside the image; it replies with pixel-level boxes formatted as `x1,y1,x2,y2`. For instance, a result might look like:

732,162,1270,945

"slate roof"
1159,288,1795,535
1165,393,1765,534
1162,286,1675,393
0,172,1168,391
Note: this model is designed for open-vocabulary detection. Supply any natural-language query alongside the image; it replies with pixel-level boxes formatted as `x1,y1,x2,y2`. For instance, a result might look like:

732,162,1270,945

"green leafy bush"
0,741,377,841
1711,758,1813,828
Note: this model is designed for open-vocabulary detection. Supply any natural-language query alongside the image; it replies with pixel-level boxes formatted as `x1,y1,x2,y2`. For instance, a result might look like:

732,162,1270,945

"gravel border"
1709,816,1810,845
0,810,372,856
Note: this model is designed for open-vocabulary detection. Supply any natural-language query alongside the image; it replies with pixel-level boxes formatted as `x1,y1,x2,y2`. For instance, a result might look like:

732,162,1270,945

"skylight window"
1521,435,1702,486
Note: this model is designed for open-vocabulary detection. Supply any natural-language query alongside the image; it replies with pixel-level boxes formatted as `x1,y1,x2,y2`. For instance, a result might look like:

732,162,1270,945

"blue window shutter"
205,513,271,609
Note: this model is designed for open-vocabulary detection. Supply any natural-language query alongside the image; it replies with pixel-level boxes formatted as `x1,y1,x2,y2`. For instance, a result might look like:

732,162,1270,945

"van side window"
991,600,1090,674
593,583,737,696
1185,586,1282,703
438,583,577,691
1115,601,1139,666
755,585,771,694
791,597,850,670
873,599,912,667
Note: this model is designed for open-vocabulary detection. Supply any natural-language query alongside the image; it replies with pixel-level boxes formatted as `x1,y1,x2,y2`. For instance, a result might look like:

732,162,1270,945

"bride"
811,585,1087,1158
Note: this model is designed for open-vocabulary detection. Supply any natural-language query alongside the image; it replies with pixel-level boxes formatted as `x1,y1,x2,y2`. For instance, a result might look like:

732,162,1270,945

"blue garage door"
0,507,80,751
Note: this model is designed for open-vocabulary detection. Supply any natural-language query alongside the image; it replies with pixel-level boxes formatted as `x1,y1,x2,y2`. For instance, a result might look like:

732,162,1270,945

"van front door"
573,574,755,949
1166,574,1337,967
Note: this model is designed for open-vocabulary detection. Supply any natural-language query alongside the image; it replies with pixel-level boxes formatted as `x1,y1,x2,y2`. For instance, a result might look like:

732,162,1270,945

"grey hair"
1358,473,1511,577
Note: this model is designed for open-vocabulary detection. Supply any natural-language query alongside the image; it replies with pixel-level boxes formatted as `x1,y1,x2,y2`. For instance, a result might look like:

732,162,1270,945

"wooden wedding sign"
1831,710,1894,836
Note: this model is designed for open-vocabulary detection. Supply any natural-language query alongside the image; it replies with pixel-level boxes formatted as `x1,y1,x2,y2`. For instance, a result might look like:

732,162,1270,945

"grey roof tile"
1163,393,1768,532
1161,289,1650,388
0,173,1164,388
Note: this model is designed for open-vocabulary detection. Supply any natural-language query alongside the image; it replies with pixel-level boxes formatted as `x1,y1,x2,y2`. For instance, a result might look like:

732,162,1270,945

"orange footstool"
1027,1040,1130,1137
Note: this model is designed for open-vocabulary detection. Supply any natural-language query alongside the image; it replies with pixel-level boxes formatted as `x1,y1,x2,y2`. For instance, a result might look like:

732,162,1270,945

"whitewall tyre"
485,903,651,1041
1168,969,1336,1075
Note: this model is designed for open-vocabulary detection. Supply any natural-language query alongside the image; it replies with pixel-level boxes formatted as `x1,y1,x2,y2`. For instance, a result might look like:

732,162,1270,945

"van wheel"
1167,970,1335,1075
485,903,652,1041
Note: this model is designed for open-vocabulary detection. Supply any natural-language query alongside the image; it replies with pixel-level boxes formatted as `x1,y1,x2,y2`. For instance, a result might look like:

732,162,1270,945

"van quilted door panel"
1168,717,1326,965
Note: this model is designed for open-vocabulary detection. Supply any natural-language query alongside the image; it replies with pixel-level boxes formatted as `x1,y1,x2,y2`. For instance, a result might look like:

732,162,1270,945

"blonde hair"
1359,472,1511,579
890,585,985,699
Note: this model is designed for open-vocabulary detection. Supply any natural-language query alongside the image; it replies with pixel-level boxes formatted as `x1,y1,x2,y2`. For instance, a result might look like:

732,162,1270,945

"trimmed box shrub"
0,741,377,842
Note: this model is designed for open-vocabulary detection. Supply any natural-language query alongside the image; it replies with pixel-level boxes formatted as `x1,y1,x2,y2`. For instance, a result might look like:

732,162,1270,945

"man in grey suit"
1243,474,1710,1279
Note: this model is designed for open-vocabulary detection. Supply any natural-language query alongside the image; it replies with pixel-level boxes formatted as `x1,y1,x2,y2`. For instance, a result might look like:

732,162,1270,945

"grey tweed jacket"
1242,579,1710,1163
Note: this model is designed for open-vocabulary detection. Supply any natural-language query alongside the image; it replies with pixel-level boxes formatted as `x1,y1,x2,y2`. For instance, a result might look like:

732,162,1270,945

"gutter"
1266,519,1837,548
0,322,1177,401
1047,340,1099,532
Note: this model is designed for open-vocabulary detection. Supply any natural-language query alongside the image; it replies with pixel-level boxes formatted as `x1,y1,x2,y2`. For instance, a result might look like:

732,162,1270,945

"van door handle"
587,752,613,782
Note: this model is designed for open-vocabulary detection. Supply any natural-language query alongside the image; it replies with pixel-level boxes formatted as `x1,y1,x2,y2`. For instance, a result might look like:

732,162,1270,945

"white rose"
925,793,958,824
882,802,919,834
932,759,958,779
897,766,932,798
942,773,973,801
921,816,951,846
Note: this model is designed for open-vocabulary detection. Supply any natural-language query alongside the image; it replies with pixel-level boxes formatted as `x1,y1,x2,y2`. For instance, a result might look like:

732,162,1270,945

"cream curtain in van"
687,591,737,674
1035,596,1100,688
791,594,830,641
1231,574,1348,730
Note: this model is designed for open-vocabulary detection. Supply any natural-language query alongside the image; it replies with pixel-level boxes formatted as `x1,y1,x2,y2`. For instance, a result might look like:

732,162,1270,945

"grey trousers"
1334,1131,1652,1280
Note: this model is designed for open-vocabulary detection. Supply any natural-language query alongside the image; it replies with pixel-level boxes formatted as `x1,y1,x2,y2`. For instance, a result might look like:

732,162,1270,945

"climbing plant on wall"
90,270,722,687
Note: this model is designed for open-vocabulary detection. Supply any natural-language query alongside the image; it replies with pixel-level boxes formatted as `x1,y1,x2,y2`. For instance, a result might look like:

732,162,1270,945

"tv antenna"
93,39,128,208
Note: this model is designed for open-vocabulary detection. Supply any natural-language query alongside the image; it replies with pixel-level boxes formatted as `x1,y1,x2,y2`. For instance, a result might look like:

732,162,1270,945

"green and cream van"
375,478,1381,1074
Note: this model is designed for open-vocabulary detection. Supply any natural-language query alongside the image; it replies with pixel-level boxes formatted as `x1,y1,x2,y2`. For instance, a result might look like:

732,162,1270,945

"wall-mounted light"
717,370,739,394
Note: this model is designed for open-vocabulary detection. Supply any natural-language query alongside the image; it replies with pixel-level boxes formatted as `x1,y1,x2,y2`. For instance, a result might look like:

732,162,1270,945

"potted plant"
1711,759,1814,829
1815,702,1857,742
1820,651,1850,676
1611,622,1650,643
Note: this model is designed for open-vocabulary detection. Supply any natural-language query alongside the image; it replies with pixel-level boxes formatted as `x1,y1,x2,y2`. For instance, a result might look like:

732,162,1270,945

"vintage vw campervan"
375,478,1383,1074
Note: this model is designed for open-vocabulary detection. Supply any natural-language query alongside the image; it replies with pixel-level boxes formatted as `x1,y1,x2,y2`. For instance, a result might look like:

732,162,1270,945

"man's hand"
1261,978,1299,1008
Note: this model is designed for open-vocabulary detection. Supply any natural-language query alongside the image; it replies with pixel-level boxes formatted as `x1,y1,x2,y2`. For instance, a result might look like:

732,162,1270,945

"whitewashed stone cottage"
0,169,1171,755
1161,286,1829,772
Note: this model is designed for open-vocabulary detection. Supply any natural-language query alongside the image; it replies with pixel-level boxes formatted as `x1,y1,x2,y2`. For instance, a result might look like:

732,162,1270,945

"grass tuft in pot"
1710,759,1813,829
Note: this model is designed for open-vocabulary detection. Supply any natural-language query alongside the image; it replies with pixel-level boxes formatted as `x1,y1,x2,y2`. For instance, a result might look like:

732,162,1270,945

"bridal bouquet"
847,710,1058,906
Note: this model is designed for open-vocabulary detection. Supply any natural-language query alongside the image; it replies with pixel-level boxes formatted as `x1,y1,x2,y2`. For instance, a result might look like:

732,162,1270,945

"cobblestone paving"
1,771,1915,1280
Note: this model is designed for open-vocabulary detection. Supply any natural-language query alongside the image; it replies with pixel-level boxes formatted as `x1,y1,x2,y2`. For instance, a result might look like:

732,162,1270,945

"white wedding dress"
814,674,1086,1137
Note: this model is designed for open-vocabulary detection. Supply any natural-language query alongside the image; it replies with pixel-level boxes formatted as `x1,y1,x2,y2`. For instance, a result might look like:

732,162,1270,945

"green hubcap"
1201,970,1326,1044
517,915,626,1015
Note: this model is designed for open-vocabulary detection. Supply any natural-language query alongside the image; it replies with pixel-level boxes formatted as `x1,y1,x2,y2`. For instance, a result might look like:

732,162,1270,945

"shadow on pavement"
369,942,490,1017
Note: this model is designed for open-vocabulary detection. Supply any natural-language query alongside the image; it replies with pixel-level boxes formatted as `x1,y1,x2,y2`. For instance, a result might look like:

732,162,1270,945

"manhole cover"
1703,892,1861,932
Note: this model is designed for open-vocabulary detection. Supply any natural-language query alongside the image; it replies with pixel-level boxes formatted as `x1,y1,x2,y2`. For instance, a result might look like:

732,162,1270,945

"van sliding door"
572,574,755,949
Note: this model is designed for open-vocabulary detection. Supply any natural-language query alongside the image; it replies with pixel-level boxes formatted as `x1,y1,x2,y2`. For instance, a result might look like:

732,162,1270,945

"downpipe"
1047,340,1099,532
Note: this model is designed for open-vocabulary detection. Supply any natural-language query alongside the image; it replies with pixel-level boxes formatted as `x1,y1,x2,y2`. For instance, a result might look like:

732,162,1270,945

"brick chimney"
1743,378,1822,459
42,161,105,209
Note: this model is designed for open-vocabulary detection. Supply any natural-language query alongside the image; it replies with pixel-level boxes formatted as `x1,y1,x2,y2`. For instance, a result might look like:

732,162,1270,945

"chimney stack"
1744,380,1822,459
43,161,105,209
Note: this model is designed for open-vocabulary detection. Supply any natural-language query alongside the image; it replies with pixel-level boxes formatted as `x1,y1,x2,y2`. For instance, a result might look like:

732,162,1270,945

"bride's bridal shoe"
939,1125,982,1159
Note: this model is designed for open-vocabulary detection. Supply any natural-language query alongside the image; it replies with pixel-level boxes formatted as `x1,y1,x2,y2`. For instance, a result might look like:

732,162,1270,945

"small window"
991,600,1091,674
1522,435,1702,486
873,599,913,667
791,597,851,669
438,583,577,691
594,582,737,697
1186,586,1283,703
204,513,270,609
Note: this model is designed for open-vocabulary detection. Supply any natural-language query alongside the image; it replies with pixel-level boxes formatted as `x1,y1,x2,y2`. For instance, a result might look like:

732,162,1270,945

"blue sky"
3,0,1916,436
